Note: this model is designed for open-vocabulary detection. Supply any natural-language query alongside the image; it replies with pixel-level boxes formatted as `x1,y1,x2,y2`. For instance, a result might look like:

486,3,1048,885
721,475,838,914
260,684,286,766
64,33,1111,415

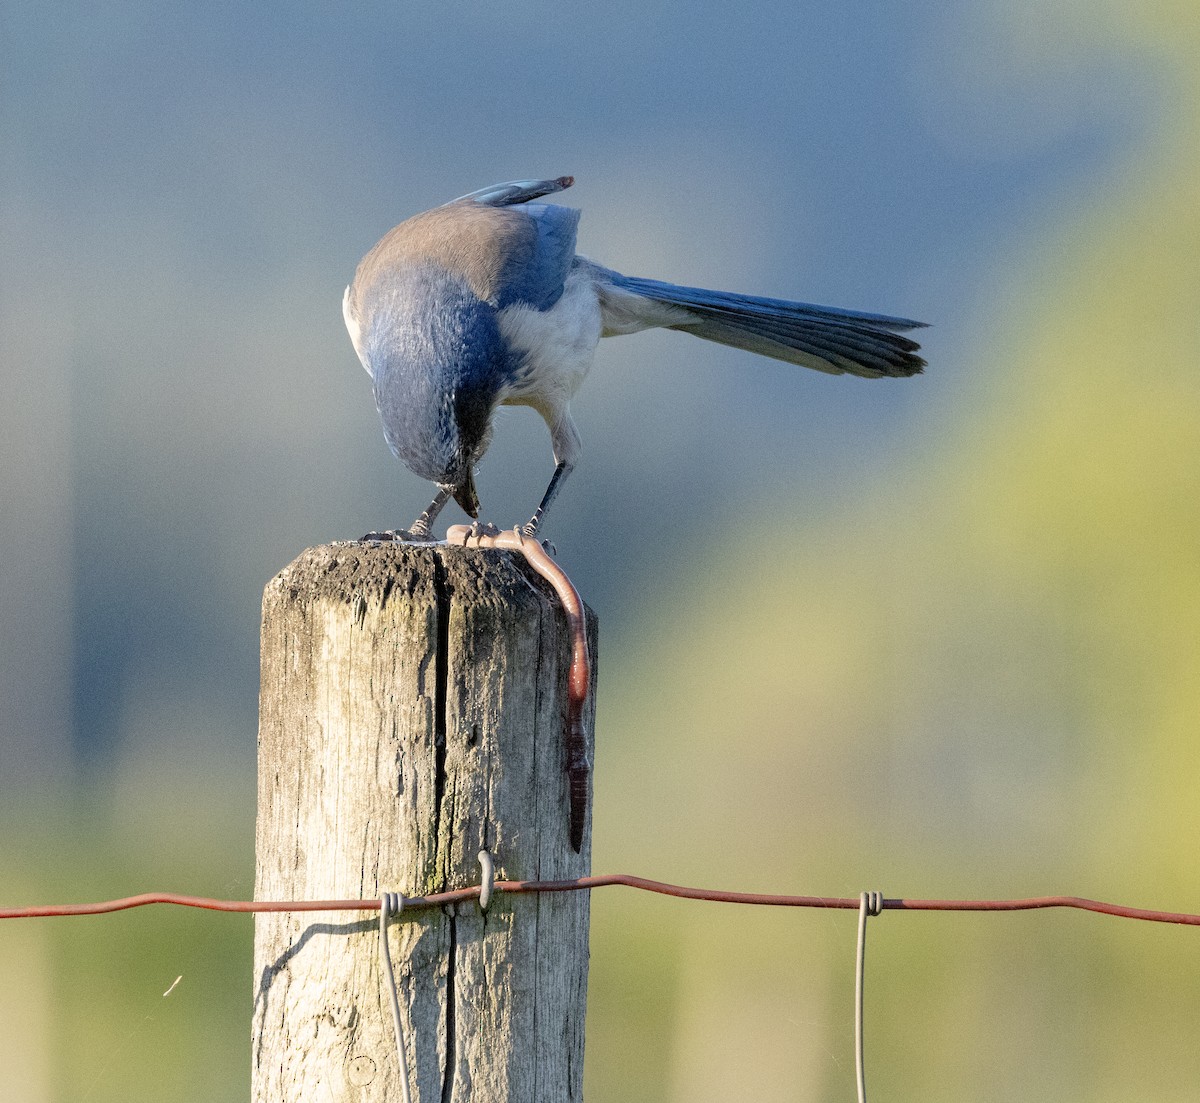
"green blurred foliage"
3,2,1199,1101
588,3,1200,1101
0,773,255,1101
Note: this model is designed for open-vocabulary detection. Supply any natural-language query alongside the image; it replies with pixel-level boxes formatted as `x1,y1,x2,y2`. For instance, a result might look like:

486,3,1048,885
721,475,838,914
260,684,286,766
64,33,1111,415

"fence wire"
7,867,1198,1103
4,872,1200,924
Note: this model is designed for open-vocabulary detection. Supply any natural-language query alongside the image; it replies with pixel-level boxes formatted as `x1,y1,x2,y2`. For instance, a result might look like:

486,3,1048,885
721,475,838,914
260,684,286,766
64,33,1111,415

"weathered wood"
252,542,596,1103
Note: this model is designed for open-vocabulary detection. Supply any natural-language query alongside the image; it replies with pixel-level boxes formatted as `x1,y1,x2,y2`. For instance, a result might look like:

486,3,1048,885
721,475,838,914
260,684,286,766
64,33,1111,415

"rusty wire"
3,873,1200,925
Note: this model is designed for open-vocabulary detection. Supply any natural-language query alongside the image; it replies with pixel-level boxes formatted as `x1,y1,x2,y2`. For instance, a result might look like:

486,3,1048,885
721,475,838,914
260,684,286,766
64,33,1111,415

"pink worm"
447,526,591,851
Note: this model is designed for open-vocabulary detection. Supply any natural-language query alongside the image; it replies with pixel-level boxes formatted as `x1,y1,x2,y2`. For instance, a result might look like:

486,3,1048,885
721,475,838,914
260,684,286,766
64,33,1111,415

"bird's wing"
439,176,581,309
491,202,581,311
444,175,574,208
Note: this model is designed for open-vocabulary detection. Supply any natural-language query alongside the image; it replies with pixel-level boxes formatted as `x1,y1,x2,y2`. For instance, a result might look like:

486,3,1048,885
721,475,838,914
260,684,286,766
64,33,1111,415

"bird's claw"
448,520,502,546
443,522,556,556
519,521,556,556
469,520,502,541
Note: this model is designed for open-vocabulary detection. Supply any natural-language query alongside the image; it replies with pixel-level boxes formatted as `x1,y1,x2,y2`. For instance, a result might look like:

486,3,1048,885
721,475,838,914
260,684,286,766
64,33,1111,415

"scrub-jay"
343,176,925,539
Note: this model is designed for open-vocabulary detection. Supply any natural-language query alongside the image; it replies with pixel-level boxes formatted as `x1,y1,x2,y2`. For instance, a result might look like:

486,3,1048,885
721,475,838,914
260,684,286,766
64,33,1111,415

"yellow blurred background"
589,4,1200,1100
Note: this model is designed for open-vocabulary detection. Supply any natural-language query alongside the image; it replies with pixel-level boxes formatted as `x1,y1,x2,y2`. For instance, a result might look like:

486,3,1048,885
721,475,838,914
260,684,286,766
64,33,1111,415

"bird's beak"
452,470,480,518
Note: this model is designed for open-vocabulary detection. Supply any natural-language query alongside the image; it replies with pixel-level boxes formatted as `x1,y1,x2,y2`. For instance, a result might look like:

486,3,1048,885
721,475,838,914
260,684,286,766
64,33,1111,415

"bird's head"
361,267,505,519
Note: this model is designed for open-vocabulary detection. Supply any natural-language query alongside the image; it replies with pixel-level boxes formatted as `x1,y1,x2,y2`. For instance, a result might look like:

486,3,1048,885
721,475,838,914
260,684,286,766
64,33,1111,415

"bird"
343,175,925,540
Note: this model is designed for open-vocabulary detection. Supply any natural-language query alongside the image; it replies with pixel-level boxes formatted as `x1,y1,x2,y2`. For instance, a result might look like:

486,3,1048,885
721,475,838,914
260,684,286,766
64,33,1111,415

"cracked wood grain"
252,542,596,1103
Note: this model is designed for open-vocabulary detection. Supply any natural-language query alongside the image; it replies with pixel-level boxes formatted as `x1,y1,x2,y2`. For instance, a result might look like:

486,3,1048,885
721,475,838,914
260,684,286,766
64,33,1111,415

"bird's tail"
607,272,927,378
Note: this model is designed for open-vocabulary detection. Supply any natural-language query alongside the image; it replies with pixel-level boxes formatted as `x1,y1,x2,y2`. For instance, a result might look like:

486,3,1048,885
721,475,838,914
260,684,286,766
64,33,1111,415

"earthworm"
447,525,591,851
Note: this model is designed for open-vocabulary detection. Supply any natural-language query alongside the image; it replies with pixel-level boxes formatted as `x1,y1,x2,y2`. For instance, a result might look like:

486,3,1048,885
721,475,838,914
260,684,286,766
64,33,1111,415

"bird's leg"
409,486,454,538
522,461,573,539
362,486,452,542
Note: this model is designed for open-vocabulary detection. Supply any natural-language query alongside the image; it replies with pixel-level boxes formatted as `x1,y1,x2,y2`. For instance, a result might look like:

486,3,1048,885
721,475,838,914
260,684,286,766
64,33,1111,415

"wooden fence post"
251,541,596,1103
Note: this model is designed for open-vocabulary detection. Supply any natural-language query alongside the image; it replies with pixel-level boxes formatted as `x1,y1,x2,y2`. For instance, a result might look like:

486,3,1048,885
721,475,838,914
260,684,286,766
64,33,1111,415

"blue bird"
343,176,925,540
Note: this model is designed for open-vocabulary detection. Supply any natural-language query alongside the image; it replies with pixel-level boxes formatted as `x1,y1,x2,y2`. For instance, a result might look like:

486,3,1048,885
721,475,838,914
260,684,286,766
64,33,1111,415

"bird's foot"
446,521,502,547
360,527,436,543
445,522,556,557
520,518,556,557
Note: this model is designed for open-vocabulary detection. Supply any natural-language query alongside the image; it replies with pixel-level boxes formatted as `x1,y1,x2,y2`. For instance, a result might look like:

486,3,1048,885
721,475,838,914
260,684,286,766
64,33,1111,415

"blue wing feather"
493,202,581,312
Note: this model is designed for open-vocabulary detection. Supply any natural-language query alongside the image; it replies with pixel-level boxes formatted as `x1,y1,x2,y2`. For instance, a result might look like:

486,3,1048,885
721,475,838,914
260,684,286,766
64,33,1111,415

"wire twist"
478,850,496,912
379,892,413,1103
856,891,884,1103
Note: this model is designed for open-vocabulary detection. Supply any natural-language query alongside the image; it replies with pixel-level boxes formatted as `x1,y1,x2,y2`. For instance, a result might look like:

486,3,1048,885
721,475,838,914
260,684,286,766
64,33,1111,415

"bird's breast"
496,266,602,408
